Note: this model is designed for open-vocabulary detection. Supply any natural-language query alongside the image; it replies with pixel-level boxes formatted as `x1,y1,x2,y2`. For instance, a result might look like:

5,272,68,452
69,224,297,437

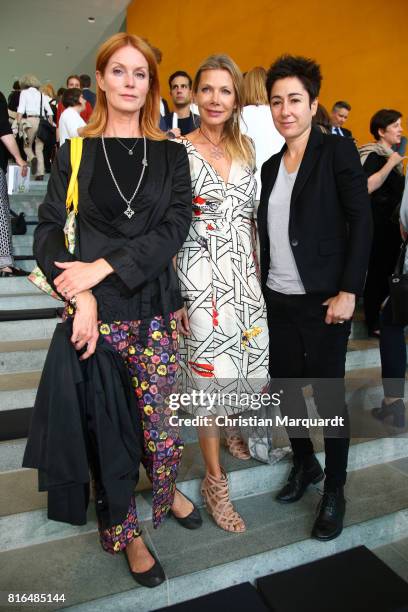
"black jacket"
33,138,192,321
22,321,143,528
258,128,372,296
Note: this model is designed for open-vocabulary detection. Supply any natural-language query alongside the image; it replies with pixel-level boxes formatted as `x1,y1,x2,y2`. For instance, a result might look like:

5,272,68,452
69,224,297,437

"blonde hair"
81,33,164,140
20,74,41,89
41,83,56,99
193,54,254,167
243,67,268,106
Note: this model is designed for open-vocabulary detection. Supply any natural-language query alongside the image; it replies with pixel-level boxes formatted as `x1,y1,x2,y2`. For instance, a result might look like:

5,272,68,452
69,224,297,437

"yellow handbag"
28,137,83,299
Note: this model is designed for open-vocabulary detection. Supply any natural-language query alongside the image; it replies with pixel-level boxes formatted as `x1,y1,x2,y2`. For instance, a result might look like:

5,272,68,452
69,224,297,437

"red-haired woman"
33,33,201,587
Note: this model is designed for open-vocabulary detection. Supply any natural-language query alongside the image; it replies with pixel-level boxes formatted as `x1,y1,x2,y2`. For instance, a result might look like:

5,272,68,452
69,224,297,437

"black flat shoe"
312,487,346,541
170,490,203,529
126,546,165,588
372,399,405,428
276,455,324,504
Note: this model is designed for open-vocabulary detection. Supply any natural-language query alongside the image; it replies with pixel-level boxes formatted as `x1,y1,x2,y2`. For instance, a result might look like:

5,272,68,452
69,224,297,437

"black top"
89,138,147,222
0,91,12,173
34,137,192,322
363,152,405,225
8,90,20,112
162,112,201,135
258,128,372,296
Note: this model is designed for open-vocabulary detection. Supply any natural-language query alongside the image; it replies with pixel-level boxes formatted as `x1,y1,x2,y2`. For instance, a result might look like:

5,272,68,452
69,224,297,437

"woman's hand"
174,305,190,335
54,259,113,300
71,291,99,360
322,291,355,325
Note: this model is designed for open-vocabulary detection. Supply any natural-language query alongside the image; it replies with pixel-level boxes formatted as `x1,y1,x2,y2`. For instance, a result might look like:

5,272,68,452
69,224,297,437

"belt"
27,115,40,118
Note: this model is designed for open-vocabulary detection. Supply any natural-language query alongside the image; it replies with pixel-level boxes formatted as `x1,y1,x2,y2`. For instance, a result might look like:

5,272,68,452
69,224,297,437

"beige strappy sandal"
201,468,246,533
225,434,251,460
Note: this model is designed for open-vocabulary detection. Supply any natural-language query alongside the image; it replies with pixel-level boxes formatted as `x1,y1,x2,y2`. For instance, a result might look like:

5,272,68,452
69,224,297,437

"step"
0,277,43,295
374,535,408,584
8,197,45,217
346,337,408,370
0,317,58,341
0,371,42,411
1,432,407,520
0,339,50,373
0,335,390,382
0,292,61,310
11,234,34,248
9,258,36,273
1,459,408,611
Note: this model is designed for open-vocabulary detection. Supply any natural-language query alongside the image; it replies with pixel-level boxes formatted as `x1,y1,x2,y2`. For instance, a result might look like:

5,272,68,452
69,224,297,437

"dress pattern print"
176,139,269,415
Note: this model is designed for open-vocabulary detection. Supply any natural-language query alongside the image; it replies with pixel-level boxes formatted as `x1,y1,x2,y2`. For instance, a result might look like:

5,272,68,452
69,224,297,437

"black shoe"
170,490,203,529
126,546,165,588
312,486,346,541
0,266,30,277
35,175,44,181
276,456,324,504
30,157,37,176
372,399,405,428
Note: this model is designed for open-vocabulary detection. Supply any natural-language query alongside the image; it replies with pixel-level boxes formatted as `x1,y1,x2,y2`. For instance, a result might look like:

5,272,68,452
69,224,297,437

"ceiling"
0,0,130,95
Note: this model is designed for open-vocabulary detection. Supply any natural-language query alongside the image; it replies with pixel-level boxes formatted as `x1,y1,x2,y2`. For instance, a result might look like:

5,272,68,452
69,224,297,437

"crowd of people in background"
1,32,405,589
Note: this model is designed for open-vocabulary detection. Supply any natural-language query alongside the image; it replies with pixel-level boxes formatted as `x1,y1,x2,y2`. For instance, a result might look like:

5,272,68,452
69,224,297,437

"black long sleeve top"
363,152,405,226
33,137,192,321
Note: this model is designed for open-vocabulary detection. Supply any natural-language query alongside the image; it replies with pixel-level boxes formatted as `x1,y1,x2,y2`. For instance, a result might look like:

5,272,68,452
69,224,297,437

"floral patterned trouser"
90,314,183,554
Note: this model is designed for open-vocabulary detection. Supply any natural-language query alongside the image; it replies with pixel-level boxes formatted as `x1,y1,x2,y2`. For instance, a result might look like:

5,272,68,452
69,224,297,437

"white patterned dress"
176,140,269,416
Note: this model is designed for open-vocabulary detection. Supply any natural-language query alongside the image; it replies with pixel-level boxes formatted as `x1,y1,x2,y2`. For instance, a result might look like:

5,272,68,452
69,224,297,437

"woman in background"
359,109,405,337
241,66,284,201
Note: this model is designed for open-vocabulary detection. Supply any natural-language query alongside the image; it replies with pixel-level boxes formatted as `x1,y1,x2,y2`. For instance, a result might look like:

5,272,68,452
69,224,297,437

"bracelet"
69,295,77,307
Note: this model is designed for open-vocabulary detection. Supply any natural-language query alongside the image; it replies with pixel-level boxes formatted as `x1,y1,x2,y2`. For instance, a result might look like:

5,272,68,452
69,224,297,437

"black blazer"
258,127,372,296
341,127,353,138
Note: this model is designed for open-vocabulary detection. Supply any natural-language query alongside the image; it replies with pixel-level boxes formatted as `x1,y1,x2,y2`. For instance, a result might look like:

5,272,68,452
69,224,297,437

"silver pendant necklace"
102,134,148,219
115,137,139,155
199,127,225,160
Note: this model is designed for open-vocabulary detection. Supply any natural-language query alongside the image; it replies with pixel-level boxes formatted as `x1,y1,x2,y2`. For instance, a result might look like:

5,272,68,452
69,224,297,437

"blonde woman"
241,67,284,200
176,55,269,533
32,33,200,588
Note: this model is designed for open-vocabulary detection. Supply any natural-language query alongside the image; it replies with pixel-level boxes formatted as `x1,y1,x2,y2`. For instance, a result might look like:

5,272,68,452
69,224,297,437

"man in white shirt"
59,89,86,146
330,101,353,138
16,74,53,180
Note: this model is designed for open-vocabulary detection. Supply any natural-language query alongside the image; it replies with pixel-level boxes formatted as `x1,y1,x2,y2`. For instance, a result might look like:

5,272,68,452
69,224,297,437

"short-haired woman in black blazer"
257,55,372,541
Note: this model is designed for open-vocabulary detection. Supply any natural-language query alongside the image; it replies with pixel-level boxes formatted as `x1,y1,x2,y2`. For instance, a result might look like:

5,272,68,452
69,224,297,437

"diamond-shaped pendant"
124,206,134,219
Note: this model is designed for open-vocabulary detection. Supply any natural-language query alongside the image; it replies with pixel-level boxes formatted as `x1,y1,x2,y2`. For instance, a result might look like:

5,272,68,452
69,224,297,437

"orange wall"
127,0,408,145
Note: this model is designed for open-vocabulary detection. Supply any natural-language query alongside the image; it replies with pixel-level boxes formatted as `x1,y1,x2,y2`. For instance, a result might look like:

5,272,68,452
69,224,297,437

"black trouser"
264,287,351,488
363,221,401,333
380,298,406,398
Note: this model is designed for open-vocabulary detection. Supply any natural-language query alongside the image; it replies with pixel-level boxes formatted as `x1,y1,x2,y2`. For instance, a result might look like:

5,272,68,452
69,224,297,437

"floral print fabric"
70,313,183,554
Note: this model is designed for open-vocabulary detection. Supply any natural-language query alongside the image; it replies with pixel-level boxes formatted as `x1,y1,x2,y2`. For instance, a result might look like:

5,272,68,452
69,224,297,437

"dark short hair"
370,109,402,141
168,70,193,89
57,87,66,98
80,74,91,88
266,54,322,104
66,74,80,86
13,80,20,90
62,87,82,108
333,100,351,112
